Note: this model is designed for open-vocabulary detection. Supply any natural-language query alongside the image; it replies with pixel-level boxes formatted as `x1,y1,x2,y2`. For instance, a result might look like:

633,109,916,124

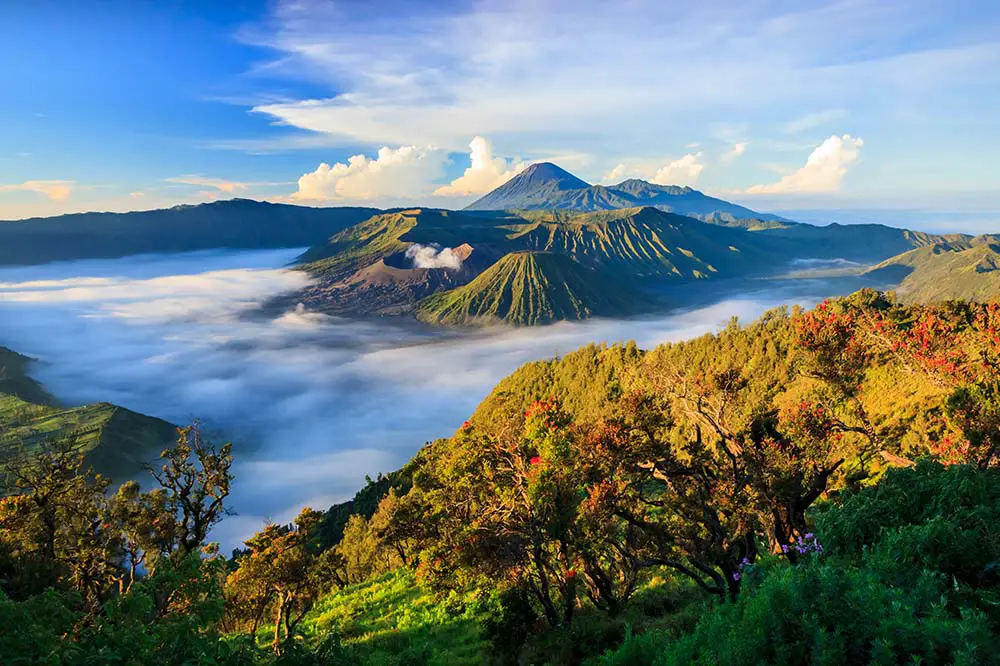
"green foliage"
654,560,997,666
815,461,1000,599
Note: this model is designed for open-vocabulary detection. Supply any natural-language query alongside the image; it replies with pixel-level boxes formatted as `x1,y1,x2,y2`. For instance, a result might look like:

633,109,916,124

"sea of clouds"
0,249,863,548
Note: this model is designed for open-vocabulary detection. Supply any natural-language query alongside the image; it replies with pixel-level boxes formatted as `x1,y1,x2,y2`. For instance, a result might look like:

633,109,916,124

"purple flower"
733,572,741,581
781,544,789,553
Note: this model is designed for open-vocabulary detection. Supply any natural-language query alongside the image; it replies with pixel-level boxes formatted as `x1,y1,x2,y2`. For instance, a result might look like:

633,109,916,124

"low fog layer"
0,249,861,549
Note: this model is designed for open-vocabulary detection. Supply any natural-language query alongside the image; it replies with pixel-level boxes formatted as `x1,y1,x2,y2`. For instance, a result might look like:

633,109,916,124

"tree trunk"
272,592,287,655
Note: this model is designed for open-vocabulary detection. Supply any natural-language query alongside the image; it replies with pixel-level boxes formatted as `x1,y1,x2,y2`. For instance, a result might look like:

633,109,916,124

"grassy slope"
865,236,1000,303
0,346,175,475
303,570,494,666
415,252,637,326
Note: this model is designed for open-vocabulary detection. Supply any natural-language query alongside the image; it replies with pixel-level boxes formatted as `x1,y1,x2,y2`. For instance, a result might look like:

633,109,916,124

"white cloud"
601,152,705,186
0,180,74,201
292,146,448,202
747,134,863,194
165,175,251,194
652,152,704,186
433,136,526,197
721,142,748,164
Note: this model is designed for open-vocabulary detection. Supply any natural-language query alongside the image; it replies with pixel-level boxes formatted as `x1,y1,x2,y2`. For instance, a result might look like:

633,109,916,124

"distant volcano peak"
514,162,590,190
465,162,787,223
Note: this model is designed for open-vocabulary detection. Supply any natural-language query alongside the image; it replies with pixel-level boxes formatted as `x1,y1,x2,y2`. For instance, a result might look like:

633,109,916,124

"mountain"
865,236,1000,303
0,199,377,266
0,346,175,478
464,162,788,223
415,252,636,326
294,206,961,324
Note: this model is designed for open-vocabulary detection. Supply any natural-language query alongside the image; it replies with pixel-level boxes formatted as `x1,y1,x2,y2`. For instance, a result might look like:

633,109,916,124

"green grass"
304,570,497,665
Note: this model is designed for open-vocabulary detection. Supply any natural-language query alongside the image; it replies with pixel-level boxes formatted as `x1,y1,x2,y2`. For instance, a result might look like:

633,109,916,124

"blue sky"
1,0,999,228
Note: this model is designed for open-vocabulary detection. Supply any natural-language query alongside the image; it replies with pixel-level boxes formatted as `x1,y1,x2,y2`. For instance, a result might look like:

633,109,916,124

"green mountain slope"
865,236,1000,303
0,199,376,266
0,346,175,477
415,252,636,326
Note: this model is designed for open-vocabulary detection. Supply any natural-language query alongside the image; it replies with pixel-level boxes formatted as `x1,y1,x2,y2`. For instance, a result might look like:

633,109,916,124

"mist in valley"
0,249,875,548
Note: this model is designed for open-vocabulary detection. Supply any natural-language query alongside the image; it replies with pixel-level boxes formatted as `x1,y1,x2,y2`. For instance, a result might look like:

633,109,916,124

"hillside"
0,199,376,265
8,294,1000,665
465,162,788,223
865,235,1000,303
0,346,175,477
415,252,637,326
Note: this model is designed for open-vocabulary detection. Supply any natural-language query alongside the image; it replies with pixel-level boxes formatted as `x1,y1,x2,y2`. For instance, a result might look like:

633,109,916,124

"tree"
225,507,332,654
147,424,233,559
421,399,649,625
0,439,120,608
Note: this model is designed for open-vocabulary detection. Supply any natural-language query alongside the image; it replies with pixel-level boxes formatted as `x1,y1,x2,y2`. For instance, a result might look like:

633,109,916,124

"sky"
1,0,999,225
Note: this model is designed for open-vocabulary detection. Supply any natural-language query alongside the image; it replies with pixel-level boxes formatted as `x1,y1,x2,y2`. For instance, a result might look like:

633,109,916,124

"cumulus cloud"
433,136,526,197
721,142,748,165
405,243,464,270
0,248,855,549
652,152,704,186
601,153,704,186
165,175,251,194
292,145,448,202
747,134,864,194
0,180,74,201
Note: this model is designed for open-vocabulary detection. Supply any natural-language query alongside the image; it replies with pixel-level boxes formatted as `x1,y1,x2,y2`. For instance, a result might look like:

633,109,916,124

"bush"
659,561,998,666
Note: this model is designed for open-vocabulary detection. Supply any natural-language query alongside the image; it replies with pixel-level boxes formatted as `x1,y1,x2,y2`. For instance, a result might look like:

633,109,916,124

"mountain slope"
0,346,175,477
0,199,377,266
415,252,636,326
865,236,1000,303
504,207,778,279
464,162,787,222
